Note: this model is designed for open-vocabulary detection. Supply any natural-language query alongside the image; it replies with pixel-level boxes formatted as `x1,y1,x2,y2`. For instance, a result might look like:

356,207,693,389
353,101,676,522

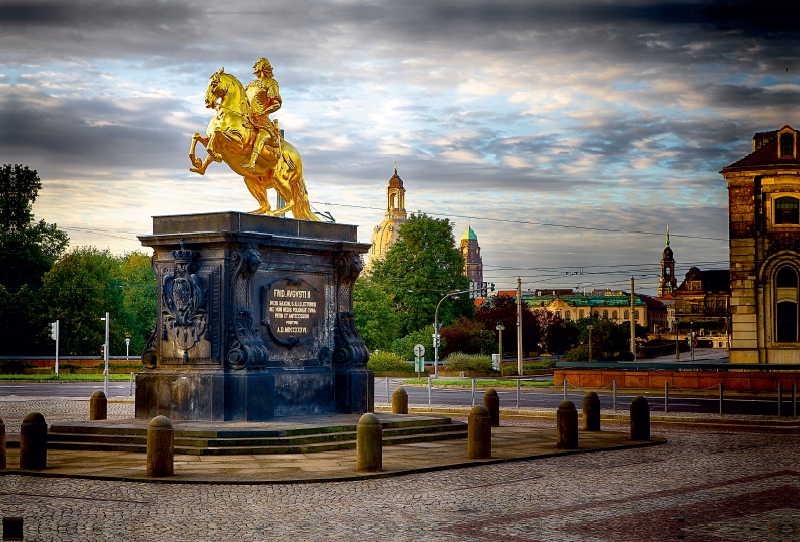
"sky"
1,0,797,295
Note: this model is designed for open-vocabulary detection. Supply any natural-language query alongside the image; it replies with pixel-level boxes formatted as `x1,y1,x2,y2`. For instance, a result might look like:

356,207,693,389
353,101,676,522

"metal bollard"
356,413,382,472
0,416,6,470
516,378,520,408
664,382,669,414
483,388,500,427
719,382,724,415
778,383,783,417
146,415,174,477
386,376,390,403
90,390,107,420
582,392,600,431
471,378,476,407
630,396,650,441
563,379,567,402
130,372,135,396
391,387,408,414
427,376,431,405
467,405,491,459
612,380,617,410
20,412,47,470
557,401,578,449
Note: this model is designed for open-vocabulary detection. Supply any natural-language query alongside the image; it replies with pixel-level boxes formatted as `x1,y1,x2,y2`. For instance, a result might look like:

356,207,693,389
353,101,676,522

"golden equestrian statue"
189,59,319,220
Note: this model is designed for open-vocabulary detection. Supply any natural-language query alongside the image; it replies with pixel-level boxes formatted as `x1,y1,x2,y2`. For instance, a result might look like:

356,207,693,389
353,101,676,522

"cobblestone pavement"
1,400,798,541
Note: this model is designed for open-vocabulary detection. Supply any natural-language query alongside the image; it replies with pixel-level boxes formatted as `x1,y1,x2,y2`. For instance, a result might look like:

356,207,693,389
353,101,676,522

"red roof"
722,125,800,172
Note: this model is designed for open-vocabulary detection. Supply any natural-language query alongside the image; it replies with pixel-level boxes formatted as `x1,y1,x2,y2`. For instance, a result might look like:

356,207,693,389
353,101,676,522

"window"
775,197,800,225
603,310,608,319
777,266,799,288
624,310,629,319
777,302,798,342
634,310,640,321
579,309,584,318
565,311,571,320
612,310,617,319
593,311,599,317
780,132,795,156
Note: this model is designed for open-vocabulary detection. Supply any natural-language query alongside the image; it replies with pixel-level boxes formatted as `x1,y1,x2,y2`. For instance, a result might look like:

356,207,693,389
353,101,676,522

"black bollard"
90,390,108,420
483,388,500,427
630,396,650,441
356,413,382,472
582,391,601,431
557,401,578,449
391,387,408,414
147,416,174,477
20,412,47,470
467,405,491,459
0,416,6,470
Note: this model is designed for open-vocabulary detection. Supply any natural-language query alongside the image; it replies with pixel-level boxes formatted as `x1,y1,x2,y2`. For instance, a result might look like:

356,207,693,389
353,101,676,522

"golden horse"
188,68,319,220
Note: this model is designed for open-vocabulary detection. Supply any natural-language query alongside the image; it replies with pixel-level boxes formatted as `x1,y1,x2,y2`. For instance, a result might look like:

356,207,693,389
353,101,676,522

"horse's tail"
290,173,320,221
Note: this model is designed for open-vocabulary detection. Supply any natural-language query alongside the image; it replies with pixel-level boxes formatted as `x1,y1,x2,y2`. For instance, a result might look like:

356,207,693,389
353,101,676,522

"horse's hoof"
189,167,205,175
249,207,268,214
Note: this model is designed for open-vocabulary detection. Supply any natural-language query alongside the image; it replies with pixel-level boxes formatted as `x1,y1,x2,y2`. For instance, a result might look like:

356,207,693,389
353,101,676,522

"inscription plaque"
263,278,322,347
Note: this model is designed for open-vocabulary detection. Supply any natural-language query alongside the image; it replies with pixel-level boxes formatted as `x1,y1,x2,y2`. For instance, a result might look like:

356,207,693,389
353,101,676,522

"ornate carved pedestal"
135,212,373,421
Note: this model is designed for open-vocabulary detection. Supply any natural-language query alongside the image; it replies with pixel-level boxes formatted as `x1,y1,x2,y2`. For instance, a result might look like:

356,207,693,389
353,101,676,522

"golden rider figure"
243,58,282,171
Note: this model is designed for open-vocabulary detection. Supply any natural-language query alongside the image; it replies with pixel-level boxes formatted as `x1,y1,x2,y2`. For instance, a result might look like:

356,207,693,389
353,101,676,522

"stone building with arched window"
721,125,800,363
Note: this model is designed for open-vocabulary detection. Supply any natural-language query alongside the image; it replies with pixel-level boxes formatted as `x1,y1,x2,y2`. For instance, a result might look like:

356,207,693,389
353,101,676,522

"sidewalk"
0,425,662,484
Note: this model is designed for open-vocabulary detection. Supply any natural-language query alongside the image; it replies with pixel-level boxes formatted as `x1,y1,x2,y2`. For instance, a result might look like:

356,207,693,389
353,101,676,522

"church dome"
663,246,673,258
388,170,403,188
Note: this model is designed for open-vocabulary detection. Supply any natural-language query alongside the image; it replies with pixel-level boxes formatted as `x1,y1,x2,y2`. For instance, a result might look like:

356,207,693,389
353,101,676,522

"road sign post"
414,344,425,377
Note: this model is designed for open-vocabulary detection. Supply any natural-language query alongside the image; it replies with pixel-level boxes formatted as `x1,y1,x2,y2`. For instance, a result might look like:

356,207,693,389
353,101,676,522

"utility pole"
101,312,110,397
630,276,636,360
516,277,523,377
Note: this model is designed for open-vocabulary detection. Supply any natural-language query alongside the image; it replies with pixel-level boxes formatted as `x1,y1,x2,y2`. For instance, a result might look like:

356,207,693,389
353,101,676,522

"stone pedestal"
135,212,373,421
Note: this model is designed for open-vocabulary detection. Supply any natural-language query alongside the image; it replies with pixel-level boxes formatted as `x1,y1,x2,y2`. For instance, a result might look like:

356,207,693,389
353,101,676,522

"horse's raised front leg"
189,133,210,169
244,175,271,214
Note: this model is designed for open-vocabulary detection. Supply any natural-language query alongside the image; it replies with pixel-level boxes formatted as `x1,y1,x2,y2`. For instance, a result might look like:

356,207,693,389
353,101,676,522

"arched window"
624,310,629,320
776,266,799,342
593,311,599,318
602,310,608,319
565,311,571,320
579,309,584,319
612,310,617,320
775,197,799,225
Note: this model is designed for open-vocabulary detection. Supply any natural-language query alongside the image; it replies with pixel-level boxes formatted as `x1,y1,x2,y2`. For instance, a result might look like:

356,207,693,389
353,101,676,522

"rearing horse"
188,68,318,220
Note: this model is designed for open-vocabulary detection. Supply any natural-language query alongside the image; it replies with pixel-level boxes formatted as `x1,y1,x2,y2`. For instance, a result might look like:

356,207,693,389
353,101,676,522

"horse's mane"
217,70,249,113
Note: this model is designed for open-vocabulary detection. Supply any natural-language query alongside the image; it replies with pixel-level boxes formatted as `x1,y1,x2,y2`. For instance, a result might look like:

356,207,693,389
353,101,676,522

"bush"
92,362,144,370
367,350,414,373
59,363,84,372
0,360,35,374
443,352,492,372
565,346,591,362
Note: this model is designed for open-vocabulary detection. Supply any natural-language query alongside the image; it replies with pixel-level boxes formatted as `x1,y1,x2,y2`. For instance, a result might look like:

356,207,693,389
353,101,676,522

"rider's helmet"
253,58,273,76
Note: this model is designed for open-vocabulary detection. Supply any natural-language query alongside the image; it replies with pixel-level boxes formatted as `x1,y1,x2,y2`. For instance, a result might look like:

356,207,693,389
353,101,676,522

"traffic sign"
414,344,425,358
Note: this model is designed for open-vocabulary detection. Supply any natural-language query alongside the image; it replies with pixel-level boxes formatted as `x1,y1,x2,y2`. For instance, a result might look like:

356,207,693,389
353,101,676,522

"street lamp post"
674,318,680,360
496,322,505,376
125,337,130,361
434,284,493,378
586,325,593,362
690,320,694,362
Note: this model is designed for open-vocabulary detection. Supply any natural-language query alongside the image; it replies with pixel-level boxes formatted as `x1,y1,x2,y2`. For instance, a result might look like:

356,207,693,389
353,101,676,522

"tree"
389,325,442,360
371,213,472,335
118,251,157,356
39,247,125,356
539,312,580,355
353,276,402,351
440,316,496,357
0,165,69,290
475,295,541,355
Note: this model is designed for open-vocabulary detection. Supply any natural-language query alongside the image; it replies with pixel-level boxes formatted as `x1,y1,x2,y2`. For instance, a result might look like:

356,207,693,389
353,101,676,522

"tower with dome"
367,164,407,270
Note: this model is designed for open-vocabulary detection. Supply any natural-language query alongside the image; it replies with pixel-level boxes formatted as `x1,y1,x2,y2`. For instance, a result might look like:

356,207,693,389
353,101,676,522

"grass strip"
400,378,554,388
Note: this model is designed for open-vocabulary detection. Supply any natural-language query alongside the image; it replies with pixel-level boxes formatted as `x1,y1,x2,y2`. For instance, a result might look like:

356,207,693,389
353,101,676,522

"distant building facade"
523,290,650,331
721,124,800,363
459,222,483,295
673,267,731,332
367,164,407,270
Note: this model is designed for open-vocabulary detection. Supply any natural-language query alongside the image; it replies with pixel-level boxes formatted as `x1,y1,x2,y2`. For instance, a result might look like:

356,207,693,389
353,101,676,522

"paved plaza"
1,398,798,541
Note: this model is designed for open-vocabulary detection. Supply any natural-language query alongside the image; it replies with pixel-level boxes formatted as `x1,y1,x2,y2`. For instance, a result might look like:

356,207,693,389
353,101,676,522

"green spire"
462,220,477,241
666,224,670,247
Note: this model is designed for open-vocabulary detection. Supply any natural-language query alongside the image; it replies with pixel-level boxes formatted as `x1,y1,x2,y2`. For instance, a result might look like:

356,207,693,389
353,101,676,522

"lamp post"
496,322,505,376
434,284,494,377
586,325,593,362
690,320,694,362
125,337,130,361
100,312,110,397
674,318,680,360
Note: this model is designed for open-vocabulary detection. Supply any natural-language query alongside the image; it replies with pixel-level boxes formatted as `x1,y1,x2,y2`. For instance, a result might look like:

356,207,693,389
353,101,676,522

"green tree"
39,247,125,356
0,165,69,290
353,276,402,351
475,295,541,355
118,251,157,356
389,325,442,360
371,213,472,335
